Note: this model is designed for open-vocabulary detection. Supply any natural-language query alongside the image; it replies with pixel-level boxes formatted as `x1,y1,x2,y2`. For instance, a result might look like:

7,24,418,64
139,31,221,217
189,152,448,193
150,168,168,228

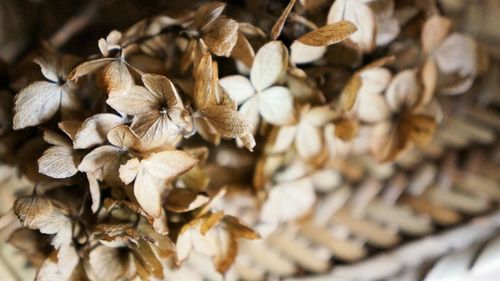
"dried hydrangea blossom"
0,0,488,280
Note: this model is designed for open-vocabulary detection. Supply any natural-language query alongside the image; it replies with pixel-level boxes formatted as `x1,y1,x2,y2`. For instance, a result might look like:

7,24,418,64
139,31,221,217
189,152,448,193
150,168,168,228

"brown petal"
298,20,357,47
193,53,213,110
408,114,436,146
338,73,362,112
203,17,239,57
192,1,227,30
271,0,297,40
371,121,410,162
165,188,209,213
223,215,260,240
101,60,133,96
207,225,237,273
68,58,113,80
230,33,255,68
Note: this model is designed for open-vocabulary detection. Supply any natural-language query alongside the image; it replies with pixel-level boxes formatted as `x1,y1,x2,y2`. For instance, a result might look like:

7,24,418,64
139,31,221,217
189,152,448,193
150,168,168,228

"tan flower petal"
385,69,420,111
68,58,113,80
259,86,296,126
202,105,254,138
87,245,128,281
57,120,81,141
303,106,337,126
166,189,209,213
230,33,255,68
203,17,239,57
338,74,362,112
141,74,183,108
250,41,289,91
206,225,237,273
408,114,436,146
192,1,227,30
421,15,453,54
270,0,297,40
193,53,214,110
176,219,215,262
371,121,410,162
107,124,142,151
219,75,255,105
107,86,158,115
119,158,141,185
356,68,392,122
327,0,376,52
13,81,62,129
267,125,297,154
74,113,125,149
101,60,133,96
131,111,175,148
298,20,357,47
260,178,315,224
79,145,122,174
86,173,101,213
38,145,79,179
33,53,59,83
296,122,322,159
134,165,164,217
147,150,197,180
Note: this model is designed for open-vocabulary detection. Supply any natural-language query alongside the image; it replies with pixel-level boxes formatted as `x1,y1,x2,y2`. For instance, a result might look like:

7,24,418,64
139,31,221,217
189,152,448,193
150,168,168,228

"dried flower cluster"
0,0,488,280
